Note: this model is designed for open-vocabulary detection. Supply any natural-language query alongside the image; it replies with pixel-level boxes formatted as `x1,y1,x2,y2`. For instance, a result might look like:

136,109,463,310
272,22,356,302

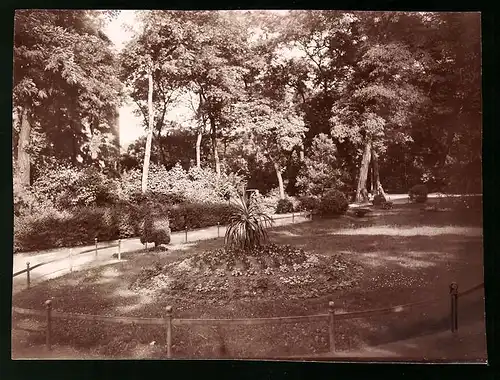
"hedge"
14,202,238,253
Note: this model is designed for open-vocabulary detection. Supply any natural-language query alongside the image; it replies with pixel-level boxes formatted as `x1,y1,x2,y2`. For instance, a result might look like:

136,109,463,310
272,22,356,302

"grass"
11,199,485,360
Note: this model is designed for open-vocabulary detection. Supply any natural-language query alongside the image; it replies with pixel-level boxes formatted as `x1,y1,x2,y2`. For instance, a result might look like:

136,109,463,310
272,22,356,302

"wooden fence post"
118,239,122,260
328,301,336,354
292,212,295,223
185,227,188,243
45,299,52,351
450,282,458,333
69,248,73,272
165,305,173,358
95,237,98,258
217,222,220,238
26,262,30,289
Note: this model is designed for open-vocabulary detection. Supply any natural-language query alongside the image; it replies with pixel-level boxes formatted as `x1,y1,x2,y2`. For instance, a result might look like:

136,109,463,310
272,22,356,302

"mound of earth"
130,244,363,300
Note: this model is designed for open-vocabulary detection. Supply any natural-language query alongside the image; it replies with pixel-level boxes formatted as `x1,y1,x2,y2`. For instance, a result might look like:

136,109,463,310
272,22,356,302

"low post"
45,299,52,351
185,227,188,243
118,239,122,260
292,212,295,223
217,222,220,238
145,242,148,250
94,237,98,258
450,282,458,333
69,248,73,272
328,301,336,354
310,209,313,221
26,262,30,289
165,305,173,358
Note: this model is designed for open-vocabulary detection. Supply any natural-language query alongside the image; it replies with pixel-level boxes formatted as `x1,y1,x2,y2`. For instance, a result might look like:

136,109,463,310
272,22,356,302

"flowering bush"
31,164,120,209
119,163,244,205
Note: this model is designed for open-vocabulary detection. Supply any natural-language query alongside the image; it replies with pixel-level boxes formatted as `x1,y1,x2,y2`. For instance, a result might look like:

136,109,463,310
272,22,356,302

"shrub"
317,189,348,217
276,198,294,214
295,134,347,197
140,216,171,247
297,196,319,212
251,188,281,215
120,163,244,205
409,184,428,203
14,201,236,253
167,203,236,231
32,165,120,209
225,193,274,251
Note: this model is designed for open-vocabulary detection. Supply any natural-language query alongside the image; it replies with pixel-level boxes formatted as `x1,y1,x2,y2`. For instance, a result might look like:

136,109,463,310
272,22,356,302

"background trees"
13,10,122,188
13,10,482,213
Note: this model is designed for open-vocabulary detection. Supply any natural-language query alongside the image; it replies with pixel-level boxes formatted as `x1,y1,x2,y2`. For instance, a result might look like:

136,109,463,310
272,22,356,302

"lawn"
11,199,485,360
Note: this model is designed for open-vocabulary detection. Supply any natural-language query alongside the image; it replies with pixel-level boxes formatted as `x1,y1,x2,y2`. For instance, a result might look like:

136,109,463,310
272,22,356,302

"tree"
13,10,122,186
231,95,307,199
120,10,188,192
296,133,347,196
179,11,249,176
327,13,433,202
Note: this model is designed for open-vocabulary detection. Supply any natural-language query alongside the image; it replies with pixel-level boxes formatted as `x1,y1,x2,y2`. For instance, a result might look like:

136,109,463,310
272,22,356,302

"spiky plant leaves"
224,192,273,251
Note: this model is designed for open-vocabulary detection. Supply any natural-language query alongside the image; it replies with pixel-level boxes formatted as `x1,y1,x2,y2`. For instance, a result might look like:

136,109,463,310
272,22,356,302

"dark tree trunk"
17,107,31,187
274,161,285,200
157,131,168,169
355,140,372,203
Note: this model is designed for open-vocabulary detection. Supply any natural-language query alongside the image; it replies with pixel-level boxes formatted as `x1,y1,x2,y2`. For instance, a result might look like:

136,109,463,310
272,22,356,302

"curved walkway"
12,212,310,292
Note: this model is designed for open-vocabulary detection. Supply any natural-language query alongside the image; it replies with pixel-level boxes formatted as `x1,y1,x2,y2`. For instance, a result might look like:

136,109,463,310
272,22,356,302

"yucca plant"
224,191,274,251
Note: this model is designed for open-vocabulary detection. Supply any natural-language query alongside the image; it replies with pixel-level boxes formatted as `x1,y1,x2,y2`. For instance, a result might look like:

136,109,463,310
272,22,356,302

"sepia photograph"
11,9,484,362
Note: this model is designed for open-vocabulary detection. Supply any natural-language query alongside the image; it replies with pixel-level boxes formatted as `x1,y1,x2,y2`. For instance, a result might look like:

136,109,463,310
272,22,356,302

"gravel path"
12,212,310,292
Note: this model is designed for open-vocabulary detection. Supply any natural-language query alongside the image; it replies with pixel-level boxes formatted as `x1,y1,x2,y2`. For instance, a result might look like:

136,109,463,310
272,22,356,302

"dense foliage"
13,10,482,251
14,202,237,252
276,199,294,214
140,215,171,247
317,189,349,217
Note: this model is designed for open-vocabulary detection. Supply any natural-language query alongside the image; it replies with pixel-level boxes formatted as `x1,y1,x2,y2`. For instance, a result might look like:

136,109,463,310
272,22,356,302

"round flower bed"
130,244,363,301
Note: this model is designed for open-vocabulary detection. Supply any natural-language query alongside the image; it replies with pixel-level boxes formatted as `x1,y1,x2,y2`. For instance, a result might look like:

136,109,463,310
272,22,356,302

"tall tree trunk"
141,71,154,193
209,116,220,176
17,107,31,187
355,140,372,203
274,162,285,200
196,128,202,168
371,147,386,197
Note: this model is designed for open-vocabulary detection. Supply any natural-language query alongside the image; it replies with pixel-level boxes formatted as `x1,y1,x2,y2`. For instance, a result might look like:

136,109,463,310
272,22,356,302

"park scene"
12,10,484,361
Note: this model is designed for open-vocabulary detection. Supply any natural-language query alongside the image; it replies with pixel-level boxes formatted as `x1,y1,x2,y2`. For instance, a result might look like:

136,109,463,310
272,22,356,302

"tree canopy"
13,10,482,201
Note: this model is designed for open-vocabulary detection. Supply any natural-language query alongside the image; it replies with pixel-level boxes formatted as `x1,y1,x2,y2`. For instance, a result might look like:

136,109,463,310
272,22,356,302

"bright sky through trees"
105,10,294,151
